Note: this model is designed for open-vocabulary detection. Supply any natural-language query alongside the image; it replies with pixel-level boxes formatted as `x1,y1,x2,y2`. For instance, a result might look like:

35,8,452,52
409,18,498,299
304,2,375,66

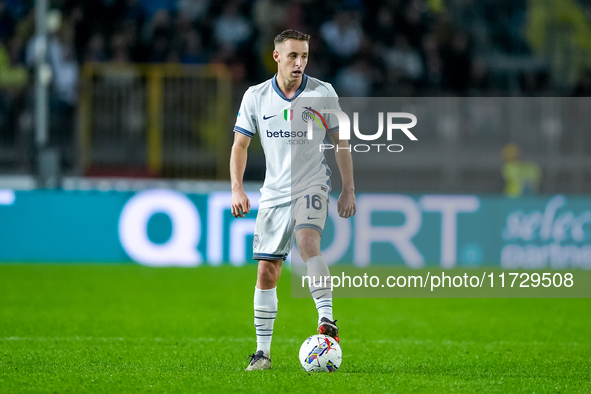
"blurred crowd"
1,0,591,172
4,0,591,97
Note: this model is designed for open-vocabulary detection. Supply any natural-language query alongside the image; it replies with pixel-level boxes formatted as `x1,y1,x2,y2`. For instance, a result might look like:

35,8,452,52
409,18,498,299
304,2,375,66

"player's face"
274,40,309,82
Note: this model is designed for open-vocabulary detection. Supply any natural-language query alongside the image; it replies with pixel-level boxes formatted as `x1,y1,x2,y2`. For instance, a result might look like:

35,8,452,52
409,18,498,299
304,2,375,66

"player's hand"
231,190,251,218
337,190,356,218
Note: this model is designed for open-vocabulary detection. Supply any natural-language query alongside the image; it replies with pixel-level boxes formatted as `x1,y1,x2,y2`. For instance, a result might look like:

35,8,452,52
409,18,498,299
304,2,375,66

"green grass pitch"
1,265,590,393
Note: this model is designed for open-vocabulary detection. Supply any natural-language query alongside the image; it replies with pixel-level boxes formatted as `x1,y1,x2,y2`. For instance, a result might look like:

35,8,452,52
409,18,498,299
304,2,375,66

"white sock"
306,255,333,324
253,287,277,358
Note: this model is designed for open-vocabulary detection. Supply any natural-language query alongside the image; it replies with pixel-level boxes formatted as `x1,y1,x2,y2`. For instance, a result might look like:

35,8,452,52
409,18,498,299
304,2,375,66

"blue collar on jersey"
272,73,308,102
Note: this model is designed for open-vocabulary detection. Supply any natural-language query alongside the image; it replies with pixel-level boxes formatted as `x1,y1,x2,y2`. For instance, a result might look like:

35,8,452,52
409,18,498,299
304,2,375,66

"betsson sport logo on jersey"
305,107,418,153
264,108,308,140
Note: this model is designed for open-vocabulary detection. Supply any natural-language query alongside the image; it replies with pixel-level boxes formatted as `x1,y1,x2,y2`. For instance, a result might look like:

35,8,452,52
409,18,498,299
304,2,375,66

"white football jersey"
234,74,341,208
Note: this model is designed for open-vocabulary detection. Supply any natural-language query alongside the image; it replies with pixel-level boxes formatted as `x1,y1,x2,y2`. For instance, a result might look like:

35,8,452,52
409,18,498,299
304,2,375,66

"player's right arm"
230,88,257,218
230,133,251,218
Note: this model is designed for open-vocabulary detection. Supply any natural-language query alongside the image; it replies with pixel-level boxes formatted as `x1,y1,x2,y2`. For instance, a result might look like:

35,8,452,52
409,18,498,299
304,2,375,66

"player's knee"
257,263,273,280
257,261,280,283
297,234,320,255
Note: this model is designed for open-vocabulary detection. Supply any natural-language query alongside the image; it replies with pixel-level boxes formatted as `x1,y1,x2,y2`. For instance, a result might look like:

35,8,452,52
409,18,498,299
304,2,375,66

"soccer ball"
299,334,342,372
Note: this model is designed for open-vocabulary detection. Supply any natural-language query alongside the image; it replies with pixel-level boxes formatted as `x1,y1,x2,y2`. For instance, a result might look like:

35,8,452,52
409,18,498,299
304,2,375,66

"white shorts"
253,193,329,261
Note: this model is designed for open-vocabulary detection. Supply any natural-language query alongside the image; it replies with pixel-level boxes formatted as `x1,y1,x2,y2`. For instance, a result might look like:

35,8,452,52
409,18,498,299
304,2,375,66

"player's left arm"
330,131,356,218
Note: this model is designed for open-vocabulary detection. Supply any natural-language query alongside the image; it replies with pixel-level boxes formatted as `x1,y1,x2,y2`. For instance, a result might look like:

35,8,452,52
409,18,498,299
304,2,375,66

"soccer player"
230,29,356,371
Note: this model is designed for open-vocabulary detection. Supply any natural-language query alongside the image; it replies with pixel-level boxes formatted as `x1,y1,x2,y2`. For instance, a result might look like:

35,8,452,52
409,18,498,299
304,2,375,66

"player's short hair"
274,29,310,47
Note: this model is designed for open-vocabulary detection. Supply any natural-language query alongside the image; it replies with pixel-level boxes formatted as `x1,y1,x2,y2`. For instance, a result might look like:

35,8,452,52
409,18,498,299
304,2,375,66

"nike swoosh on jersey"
263,115,277,120
307,216,321,220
